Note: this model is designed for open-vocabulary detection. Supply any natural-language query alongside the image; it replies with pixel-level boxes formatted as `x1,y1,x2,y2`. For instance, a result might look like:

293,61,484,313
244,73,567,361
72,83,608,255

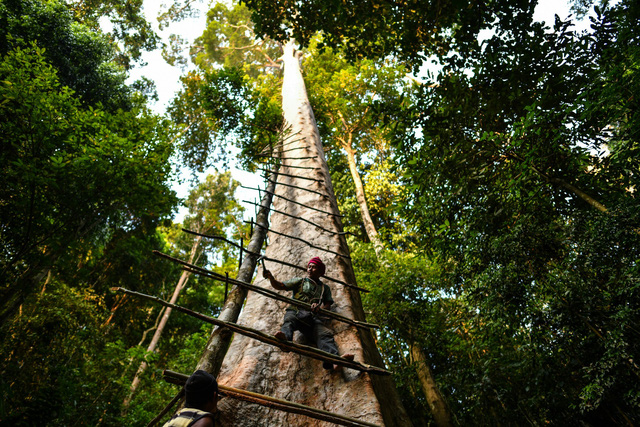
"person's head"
184,370,218,412
307,257,325,279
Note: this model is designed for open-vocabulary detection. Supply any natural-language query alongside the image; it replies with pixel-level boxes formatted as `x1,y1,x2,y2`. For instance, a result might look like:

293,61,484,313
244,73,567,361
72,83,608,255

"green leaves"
243,0,499,71
1,0,134,111
0,39,177,322
302,39,416,248
386,1,640,423
65,0,161,69
181,171,248,259
0,280,123,425
194,2,281,76
169,66,280,172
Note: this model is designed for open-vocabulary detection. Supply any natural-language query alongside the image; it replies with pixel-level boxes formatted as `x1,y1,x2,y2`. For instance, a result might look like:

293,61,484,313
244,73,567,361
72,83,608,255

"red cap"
308,257,326,276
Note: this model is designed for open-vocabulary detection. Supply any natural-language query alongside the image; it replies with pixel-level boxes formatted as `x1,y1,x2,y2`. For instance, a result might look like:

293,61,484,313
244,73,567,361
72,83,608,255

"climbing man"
263,256,354,370
163,370,218,427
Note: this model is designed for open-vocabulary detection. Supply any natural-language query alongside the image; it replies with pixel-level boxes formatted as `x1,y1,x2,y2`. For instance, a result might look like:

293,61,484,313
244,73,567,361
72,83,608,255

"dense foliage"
2,0,639,425
381,2,640,425
244,0,640,424
302,40,414,249
169,1,284,173
0,0,178,327
241,0,499,69
0,1,244,424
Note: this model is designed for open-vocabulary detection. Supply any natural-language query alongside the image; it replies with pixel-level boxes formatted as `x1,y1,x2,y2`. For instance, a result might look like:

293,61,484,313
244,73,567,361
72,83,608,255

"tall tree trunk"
342,140,384,258
123,235,201,409
215,41,411,427
410,343,453,427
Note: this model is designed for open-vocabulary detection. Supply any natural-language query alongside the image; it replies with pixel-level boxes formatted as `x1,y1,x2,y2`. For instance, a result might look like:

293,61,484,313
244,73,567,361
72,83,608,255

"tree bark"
164,370,381,427
409,343,453,427
214,41,411,427
341,140,384,258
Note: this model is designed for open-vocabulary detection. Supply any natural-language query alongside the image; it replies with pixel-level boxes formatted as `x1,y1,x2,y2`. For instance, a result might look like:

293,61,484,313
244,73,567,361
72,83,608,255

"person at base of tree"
163,370,218,427
263,256,354,370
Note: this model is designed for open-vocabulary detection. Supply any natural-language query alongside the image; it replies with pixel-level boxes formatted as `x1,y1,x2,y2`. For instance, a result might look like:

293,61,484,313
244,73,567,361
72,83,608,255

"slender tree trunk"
343,136,454,424
215,41,411,427
339,133,453,426
410,343,453,427
342,141,384,258
548,175,608,213
195,176,276,375
102,294,128,327
123,236,202,409
1,263,51,327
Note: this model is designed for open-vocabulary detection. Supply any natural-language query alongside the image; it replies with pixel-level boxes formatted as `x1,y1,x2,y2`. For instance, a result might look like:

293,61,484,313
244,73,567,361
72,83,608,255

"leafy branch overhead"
169,66,283,172
63,0,161,69
169,2,289,173
194,2,282,73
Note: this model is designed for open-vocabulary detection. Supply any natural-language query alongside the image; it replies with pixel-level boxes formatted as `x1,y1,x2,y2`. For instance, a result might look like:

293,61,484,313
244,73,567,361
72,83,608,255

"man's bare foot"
274,331,287,341
341,353,355,362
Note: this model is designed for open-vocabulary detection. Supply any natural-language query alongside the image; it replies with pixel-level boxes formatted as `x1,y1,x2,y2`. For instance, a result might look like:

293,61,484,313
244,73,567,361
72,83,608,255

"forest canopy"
1,0,639,425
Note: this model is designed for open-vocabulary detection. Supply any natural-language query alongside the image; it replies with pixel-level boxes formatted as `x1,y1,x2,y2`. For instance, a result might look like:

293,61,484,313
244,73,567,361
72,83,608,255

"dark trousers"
280,309,339,356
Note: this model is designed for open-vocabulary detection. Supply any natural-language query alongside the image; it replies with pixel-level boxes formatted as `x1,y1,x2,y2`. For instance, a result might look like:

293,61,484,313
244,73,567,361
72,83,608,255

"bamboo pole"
180,265,373,326
152,251,375,326
256,126,303,155
265,177,326,197
258,154,318,160
243,199,353,236
250,222,350,260
184,221,349,261
278,129,304,148
162,370,381,427
181,229,241,250
114,287,388,375
146,389,184,427
276,163,321,170
252,254,367,292
270,146,309,154
240,185,343,217
195,174,277,377
263,253,365,290
258,167,324,183
176,243,365,292
123,234,201,410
